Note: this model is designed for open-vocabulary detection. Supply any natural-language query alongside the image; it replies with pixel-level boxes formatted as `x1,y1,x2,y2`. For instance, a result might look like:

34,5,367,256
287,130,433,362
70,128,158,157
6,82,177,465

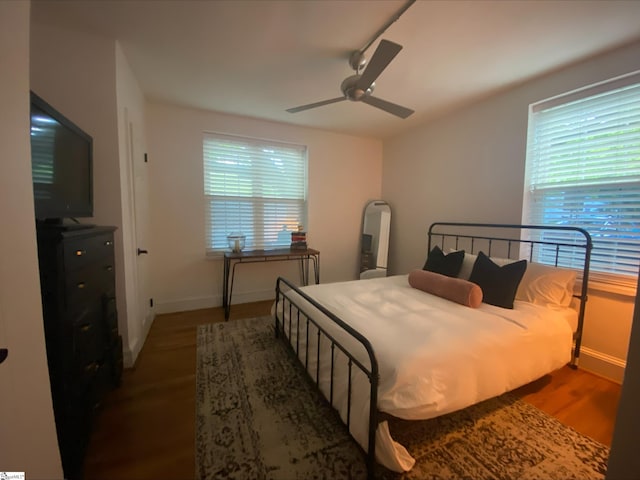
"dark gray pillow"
469,251,527,309
423,246,465,278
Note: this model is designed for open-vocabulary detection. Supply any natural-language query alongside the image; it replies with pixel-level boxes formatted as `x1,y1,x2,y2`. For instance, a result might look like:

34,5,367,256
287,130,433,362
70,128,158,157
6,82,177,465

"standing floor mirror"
359,200,391,279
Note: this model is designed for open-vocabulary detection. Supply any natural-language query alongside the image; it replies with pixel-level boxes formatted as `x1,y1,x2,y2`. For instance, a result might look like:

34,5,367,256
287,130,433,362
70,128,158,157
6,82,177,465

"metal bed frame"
427,222,593,366
274,222,593,478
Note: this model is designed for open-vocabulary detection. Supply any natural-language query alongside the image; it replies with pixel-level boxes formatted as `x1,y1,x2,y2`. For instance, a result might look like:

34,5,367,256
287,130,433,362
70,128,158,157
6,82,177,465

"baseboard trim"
155,289,275,315
155,295,220,315
122,311,155,368
123,342,136,369
578,346,626,383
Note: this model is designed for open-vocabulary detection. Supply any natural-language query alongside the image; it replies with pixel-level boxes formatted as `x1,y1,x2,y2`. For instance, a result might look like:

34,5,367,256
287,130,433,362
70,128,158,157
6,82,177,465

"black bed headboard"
427,222,593,368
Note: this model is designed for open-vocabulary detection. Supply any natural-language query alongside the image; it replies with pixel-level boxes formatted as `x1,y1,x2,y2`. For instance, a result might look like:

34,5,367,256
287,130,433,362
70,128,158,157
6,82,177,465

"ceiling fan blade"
361,95,414,119
356,39,402,91
286,97,345,113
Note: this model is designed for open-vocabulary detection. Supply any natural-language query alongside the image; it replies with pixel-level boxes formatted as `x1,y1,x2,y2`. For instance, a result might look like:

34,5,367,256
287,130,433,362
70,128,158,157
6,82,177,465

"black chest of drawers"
36,225,123,480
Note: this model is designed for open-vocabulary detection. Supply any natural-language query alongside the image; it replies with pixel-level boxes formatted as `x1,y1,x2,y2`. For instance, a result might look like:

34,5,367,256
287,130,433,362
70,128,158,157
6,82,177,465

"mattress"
276,274,575,472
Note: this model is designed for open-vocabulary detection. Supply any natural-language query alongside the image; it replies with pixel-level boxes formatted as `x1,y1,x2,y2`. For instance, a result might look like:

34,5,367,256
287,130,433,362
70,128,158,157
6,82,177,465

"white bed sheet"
276,274,574,472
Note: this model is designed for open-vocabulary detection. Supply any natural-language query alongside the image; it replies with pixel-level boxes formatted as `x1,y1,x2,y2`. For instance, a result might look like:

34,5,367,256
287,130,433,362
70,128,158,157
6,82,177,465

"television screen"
30,92,93,221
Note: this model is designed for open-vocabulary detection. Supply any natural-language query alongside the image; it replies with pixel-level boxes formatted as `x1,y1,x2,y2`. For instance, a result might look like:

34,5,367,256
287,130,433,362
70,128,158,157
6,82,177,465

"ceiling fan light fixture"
350,89,366,101
341,75,374,101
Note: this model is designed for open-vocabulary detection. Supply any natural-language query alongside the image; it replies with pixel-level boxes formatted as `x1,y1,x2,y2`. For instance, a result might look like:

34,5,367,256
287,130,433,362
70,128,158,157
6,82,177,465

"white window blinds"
523,72,640,283
203,132,307,254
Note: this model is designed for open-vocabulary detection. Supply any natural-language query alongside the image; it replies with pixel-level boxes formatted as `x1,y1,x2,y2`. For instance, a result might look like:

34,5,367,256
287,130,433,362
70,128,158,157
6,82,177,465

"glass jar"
227,233,246,253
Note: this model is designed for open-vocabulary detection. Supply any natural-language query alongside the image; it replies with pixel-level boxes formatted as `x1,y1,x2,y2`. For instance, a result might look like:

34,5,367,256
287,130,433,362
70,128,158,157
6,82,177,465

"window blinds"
524,73,640,278
203,132,307,253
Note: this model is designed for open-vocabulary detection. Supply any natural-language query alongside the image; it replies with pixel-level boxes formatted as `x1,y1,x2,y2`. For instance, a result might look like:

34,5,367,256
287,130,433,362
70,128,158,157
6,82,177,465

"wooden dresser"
36,225,123,480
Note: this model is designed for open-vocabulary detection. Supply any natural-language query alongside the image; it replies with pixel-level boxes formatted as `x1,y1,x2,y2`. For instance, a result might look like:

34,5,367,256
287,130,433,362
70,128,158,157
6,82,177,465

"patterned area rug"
195,316,609,480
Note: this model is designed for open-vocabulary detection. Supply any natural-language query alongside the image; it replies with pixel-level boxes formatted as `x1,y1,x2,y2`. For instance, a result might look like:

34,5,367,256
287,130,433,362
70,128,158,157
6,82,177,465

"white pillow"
457,252,476,280
515,262,577,307
452,250,576,307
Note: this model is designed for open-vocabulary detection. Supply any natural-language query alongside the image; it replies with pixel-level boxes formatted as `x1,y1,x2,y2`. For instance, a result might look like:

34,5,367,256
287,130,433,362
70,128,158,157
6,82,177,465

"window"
523,72,640,290
203,132,307,254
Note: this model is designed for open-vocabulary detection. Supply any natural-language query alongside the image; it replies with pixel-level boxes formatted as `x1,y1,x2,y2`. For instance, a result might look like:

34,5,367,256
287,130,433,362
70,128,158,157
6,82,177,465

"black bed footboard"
274,276,379,479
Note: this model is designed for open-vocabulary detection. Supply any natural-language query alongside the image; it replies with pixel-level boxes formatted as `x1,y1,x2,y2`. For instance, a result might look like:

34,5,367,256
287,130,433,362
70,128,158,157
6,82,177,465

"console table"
223,247,320,320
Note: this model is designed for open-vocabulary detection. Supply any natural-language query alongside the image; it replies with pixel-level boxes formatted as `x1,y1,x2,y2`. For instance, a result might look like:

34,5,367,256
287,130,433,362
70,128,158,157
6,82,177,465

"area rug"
195,316,609,479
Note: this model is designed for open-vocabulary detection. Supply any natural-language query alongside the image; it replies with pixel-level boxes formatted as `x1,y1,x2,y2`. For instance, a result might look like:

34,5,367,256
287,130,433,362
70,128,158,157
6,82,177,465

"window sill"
581,273,637,298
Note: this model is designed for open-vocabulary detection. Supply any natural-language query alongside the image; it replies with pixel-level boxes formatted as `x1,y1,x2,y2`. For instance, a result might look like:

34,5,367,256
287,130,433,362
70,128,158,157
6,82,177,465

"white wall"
29,22,143,364
30,23,122,229
0,1,62,476
147,102,382,313
383,40,640,381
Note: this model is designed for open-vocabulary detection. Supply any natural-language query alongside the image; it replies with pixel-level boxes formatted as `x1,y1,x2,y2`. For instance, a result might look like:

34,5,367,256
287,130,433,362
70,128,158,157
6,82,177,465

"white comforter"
276,274,574,472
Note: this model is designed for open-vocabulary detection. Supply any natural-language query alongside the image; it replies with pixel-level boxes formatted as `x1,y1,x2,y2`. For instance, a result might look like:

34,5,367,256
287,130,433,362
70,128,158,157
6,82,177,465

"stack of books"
290,230,307,250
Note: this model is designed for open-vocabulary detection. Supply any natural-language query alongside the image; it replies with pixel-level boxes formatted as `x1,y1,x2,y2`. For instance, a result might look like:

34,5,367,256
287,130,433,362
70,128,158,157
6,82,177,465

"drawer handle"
75,249,86,256
77,282,86,289
80,323,92,333
105,265,114,272
105,240,113,246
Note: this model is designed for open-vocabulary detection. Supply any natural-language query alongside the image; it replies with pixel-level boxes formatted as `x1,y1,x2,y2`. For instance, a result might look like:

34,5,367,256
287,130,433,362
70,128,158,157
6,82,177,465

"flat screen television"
30,91,93,225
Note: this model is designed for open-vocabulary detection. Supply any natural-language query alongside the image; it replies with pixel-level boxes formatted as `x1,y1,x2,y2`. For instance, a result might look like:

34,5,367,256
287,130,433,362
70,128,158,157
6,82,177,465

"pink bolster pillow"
408,269,483,308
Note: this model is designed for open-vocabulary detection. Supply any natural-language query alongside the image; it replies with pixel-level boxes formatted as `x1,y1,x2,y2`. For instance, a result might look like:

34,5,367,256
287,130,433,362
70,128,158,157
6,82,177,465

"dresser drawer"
70,309,107,369
63,233,115,271
65,263,115,310
66,359,111,414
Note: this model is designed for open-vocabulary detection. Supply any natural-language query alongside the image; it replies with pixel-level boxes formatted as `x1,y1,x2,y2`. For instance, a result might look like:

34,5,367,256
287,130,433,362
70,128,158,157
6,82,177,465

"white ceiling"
32,0,640,139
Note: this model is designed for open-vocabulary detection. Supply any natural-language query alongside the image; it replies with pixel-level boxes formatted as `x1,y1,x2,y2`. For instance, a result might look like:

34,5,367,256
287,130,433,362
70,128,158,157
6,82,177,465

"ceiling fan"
286,39,415,119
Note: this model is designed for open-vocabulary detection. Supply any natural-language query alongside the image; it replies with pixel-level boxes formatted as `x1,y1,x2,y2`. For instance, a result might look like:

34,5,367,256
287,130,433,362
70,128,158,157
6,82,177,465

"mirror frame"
359,200,391,279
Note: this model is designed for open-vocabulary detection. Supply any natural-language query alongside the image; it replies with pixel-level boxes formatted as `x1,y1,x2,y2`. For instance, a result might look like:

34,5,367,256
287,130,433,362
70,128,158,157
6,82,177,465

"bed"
273,222,592,478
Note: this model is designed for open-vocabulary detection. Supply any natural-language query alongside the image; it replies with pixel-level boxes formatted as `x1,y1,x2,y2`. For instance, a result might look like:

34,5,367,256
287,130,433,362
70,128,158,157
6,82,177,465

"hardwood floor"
84,301,621,479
